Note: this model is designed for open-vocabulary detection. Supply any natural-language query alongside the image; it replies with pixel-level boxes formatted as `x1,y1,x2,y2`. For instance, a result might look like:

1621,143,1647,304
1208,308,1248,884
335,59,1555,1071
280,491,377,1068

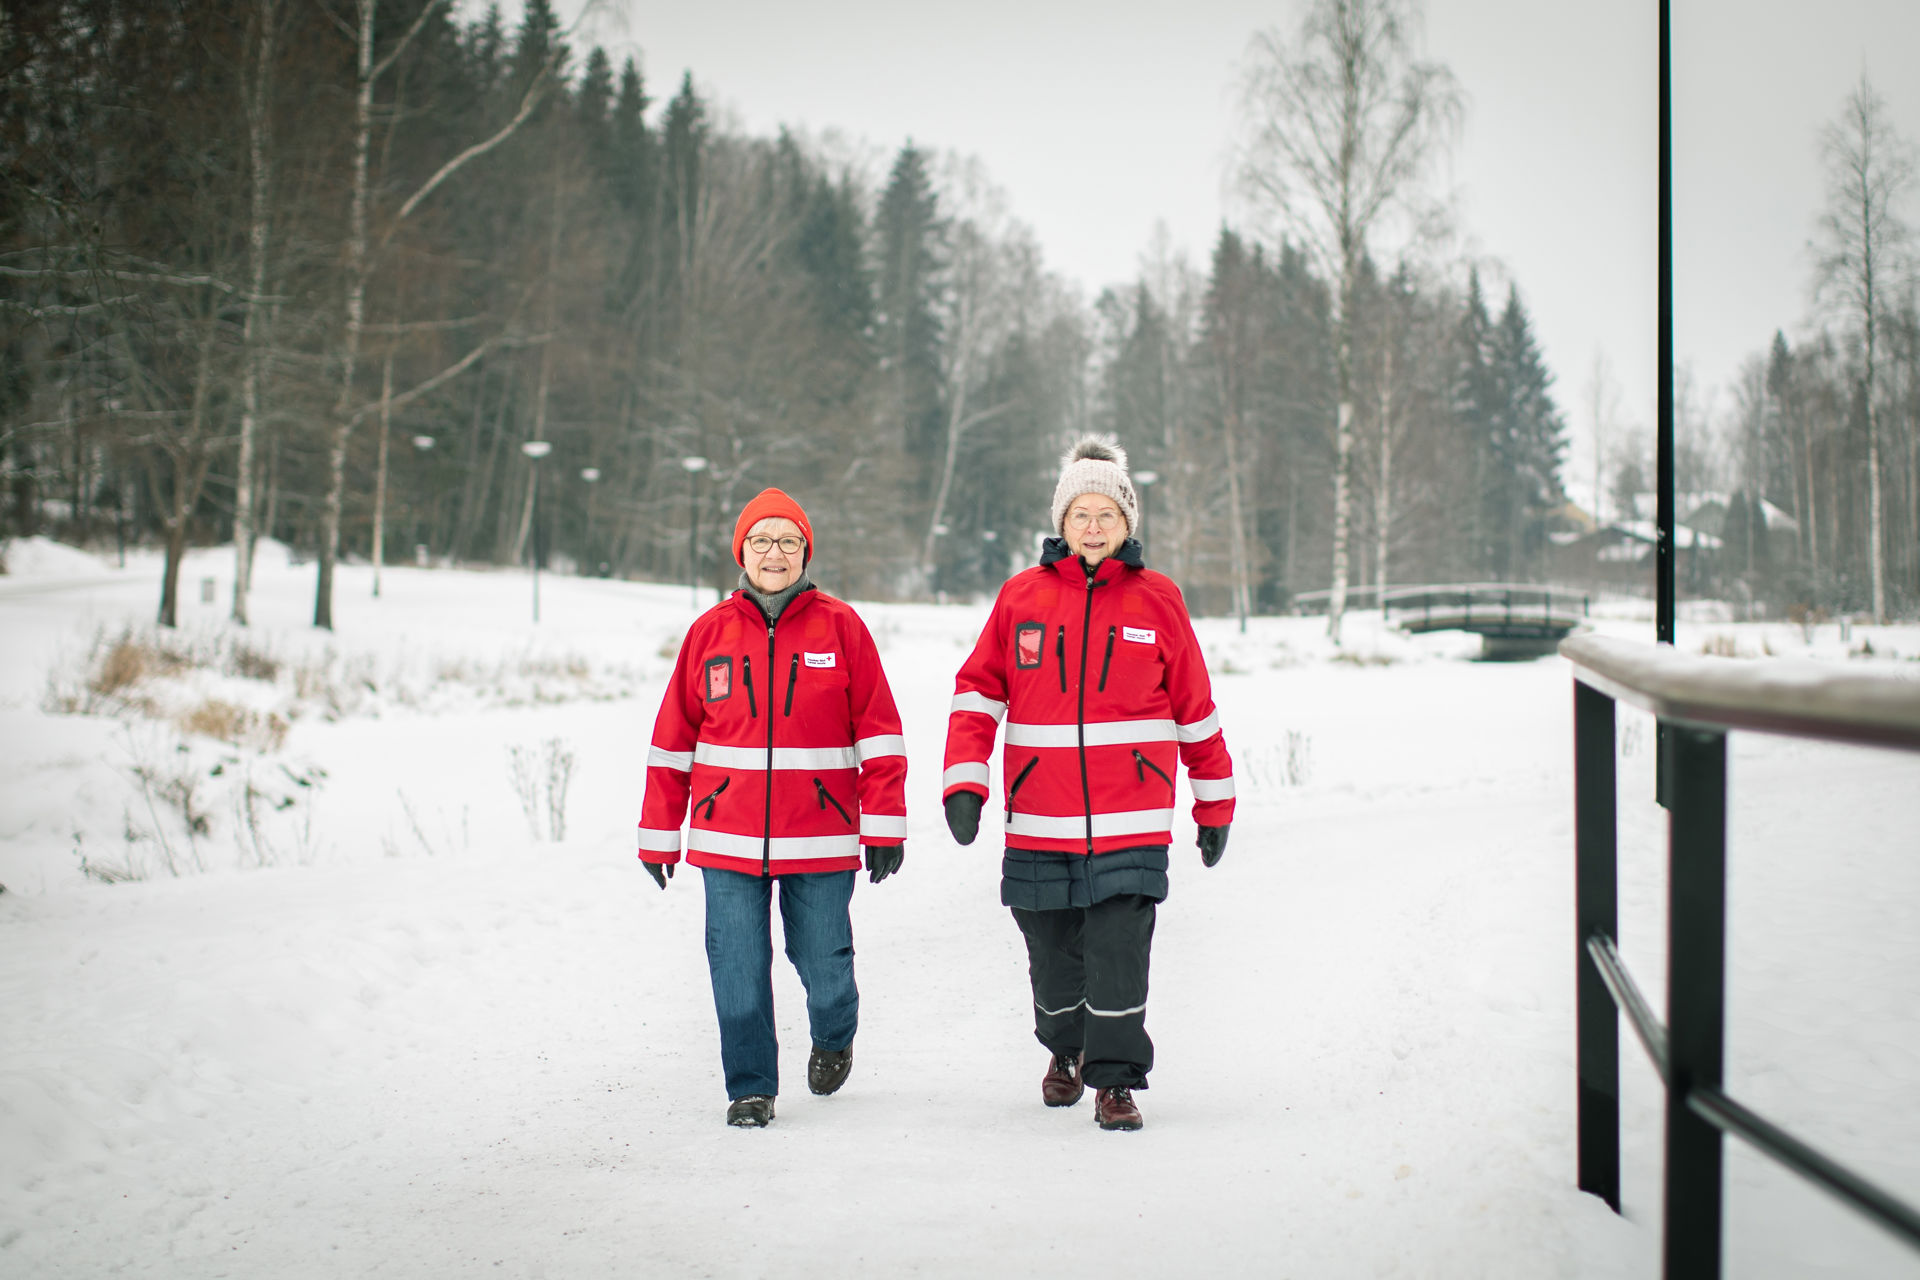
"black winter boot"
726,1095,775,1127
807,1046,853,1096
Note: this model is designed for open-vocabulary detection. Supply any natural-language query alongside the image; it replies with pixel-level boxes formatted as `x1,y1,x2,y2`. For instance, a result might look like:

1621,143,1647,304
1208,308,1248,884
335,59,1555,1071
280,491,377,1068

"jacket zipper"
812,777,853,826
1075,574,1107,853
763,622,776,877
744,655,758,718
694,776,730,819
1098,625,1116,692
785,653,799,716
1131,748,1173,792
1055,625,1067,693
1005,755,1039,823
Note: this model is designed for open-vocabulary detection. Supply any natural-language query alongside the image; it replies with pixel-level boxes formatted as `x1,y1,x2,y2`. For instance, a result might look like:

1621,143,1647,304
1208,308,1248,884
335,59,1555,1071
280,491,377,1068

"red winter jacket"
943,543,1235,855
639,587,907,876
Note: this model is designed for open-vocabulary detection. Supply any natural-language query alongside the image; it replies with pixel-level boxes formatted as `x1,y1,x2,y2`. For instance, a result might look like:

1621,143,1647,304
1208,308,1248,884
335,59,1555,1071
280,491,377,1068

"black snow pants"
1011,893,1156,1089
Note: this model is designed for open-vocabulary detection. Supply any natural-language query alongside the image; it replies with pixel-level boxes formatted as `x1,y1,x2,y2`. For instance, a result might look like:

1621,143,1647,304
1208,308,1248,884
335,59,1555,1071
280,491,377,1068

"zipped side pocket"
812,777,853,826
1132,749,1174,792
784,653,799,716
1098,625,1116,692
1005,755,1039,821
1055,626,1067,693
695,776,730,819
744,656,758,718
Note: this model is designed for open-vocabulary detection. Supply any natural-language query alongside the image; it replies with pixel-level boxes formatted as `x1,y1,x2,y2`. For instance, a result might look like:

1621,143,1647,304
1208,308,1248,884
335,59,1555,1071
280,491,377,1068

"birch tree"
1237,0,1459,641
313,0,568,629
919,161,1025,593
1814,74,1915,624
231,0,280,624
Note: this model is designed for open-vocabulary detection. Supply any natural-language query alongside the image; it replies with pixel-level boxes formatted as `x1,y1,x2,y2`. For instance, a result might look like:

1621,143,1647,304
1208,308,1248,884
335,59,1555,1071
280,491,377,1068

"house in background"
1550,491,1742,594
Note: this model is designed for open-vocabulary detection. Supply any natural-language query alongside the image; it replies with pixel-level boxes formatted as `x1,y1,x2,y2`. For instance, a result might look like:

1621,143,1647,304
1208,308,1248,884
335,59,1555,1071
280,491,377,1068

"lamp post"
411,436,435,567
681,455,708,609
579,467,601,576
1134,470,1160,559
521,440,551,622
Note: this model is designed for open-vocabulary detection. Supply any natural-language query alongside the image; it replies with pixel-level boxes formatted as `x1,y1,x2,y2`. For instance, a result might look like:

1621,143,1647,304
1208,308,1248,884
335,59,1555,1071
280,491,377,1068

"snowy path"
2,549,1917,1277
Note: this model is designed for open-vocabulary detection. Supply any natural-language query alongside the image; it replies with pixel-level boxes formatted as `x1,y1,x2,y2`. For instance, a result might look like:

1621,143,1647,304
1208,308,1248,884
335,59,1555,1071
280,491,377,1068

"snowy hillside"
2,543,1917,1278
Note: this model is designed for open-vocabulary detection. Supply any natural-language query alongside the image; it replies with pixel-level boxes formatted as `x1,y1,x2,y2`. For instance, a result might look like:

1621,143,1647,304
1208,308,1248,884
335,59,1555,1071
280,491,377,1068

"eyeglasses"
1065,509,1124,531
745,535,806,555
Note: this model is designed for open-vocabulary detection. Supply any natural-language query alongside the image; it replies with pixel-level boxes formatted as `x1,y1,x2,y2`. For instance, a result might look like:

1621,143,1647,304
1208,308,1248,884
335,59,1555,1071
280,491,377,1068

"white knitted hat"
1050,435,1139,537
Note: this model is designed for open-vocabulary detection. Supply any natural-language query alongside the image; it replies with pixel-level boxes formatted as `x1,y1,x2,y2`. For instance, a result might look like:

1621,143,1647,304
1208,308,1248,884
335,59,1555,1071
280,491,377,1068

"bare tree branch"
386,47,566,233
371,0,451,79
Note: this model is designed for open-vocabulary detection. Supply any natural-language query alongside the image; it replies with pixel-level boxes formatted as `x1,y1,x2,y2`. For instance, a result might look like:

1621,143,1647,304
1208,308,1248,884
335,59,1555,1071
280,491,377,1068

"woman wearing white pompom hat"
940,437,1236,1131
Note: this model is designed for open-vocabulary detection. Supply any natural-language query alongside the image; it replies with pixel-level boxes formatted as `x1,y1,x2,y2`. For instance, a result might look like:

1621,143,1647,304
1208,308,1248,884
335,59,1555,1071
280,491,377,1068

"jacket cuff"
941,761,991,798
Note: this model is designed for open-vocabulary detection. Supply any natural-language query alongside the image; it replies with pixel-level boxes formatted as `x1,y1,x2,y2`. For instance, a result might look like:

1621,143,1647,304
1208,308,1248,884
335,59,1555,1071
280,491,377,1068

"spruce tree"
874,143,944,493
1487,284,1567,578
608,57,654,216
1453,268,1499,575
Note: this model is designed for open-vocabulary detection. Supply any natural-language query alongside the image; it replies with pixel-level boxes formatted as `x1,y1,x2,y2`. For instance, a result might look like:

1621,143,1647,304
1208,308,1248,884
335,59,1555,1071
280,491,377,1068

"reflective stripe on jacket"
639,587,907,876
944,542,1235,855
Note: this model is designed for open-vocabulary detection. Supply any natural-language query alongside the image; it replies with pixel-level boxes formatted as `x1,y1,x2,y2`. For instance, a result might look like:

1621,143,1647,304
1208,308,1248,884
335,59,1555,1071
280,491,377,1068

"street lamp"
411,437,435,566
1134,470,1159,558
521,440,552,622
681,455,708,609
579,467,602,576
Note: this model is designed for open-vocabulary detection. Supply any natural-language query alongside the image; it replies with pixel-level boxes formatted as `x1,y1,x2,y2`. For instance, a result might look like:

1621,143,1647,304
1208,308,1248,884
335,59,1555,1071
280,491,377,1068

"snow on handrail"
1559,632,1920,753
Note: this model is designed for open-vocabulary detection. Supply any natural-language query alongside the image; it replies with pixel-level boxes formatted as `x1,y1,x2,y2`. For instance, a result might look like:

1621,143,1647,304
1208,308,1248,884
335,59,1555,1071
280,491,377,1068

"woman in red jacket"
638,488,908,1128
943,438,1234,1131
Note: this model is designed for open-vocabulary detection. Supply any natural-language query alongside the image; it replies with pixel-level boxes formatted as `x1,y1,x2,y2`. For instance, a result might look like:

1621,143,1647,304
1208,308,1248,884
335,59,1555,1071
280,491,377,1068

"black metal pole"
1575,680,1621,1211
1655,0,1677,808
688,467,698,610
1664,725,1727,1279
1657,0,1675,644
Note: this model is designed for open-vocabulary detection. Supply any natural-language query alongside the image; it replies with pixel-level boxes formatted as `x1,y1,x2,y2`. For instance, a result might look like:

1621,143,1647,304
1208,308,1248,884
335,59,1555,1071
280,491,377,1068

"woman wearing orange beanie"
637,488,909,1127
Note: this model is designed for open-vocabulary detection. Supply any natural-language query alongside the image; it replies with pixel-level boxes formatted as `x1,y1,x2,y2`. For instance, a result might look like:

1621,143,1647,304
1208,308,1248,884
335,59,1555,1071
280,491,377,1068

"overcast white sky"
534,0,1920,506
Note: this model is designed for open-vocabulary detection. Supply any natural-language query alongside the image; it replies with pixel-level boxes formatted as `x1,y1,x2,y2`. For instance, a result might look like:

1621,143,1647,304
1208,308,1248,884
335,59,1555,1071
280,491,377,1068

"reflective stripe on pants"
1011,894,1156,1089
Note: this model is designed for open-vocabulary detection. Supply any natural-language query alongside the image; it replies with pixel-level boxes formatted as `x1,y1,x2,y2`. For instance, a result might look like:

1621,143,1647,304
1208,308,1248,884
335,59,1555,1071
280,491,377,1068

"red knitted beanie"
732,487,814,566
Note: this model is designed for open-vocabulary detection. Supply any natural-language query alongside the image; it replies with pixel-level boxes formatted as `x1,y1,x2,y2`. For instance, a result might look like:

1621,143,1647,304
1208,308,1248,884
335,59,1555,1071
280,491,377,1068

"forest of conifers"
4,0,1914,627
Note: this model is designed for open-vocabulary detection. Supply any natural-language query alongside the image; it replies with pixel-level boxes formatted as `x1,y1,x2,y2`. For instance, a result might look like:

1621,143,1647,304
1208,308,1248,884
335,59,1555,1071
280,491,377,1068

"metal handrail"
1565,634,1920,1276
1562,632,1920,753
1585,933,1668,1085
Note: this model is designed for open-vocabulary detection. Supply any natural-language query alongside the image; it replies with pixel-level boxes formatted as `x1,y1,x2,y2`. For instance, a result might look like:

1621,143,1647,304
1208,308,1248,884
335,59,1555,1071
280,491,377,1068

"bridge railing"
1382,583,1589,630
1288,582,1592,621
1561,632,1920,1278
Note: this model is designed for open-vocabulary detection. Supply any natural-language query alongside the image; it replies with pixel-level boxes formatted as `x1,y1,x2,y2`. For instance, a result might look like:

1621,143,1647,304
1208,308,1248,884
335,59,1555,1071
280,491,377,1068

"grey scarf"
738,568,813,623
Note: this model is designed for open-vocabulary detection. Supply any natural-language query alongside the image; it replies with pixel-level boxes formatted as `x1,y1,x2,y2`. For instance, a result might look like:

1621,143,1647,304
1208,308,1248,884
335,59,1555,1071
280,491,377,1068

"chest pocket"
1101,624,1165,706
783,649,849,717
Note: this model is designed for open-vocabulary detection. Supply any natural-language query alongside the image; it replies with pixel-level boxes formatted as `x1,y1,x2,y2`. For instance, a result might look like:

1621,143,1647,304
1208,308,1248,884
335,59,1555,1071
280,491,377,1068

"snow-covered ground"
2,538,1917,1278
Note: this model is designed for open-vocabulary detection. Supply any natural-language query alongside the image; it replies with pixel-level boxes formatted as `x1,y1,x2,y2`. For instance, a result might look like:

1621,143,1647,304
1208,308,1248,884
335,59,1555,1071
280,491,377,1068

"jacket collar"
731,580,819,627
1039,536,1144,584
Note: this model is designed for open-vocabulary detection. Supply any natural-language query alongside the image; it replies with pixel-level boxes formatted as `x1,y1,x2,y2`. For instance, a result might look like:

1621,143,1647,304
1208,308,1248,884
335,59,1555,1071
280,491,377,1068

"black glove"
865,844,904,883
944,791,983,846
642,860,675,890
1197,824,1230,868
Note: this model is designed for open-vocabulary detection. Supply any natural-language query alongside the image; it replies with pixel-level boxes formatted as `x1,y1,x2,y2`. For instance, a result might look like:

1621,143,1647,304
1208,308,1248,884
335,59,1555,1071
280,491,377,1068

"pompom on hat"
732,487,814,566
1050,435,1139,537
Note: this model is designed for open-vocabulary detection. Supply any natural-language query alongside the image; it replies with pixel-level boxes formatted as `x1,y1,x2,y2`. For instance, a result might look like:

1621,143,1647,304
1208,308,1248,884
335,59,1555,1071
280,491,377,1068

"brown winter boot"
1094,1086,1143,1131
1041,1052,1085,1108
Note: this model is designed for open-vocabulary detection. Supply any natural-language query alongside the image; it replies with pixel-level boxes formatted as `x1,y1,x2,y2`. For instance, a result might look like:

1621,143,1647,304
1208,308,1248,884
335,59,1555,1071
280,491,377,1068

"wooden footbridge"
1384,584,1589,658
1291,583,1590,658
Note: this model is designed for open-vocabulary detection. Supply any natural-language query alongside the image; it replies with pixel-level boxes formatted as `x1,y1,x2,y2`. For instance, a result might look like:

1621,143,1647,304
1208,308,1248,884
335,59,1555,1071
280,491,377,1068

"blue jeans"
701,867,858,1100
